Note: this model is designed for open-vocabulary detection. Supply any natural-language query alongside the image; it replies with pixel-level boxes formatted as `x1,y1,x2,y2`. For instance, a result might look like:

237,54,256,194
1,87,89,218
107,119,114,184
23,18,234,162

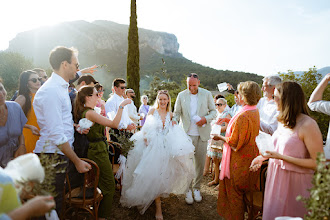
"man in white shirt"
308,73,330,159
125,89,143,125
105,78,136,131
33,46,91,216
173,73,216,204
257,76,282,135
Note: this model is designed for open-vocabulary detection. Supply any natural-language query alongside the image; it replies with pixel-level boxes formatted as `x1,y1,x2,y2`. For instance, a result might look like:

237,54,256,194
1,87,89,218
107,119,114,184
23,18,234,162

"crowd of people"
0,45,329,220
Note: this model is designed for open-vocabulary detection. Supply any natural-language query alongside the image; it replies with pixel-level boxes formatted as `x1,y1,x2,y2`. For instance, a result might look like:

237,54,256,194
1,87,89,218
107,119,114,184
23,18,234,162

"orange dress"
22,93,40,153
217,110,260,220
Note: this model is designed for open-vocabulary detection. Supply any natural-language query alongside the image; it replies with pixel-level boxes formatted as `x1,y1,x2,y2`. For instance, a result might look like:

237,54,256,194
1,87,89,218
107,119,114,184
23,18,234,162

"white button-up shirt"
308,100,330,159
105,93,133,129
257,97,279,135
33,72,74,155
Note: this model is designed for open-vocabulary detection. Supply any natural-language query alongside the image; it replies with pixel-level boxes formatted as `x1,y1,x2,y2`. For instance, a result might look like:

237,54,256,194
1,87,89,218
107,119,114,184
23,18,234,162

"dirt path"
112,174,224,220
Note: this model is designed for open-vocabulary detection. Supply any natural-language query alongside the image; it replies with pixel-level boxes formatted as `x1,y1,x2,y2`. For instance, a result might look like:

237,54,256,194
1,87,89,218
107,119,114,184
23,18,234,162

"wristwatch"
119,106,124,109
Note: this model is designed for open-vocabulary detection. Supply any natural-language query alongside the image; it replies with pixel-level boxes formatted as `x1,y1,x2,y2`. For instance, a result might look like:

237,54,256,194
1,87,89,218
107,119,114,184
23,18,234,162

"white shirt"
127,100,140,124
33,72,74,155
187,94,199,136
308,100,330,159
257,97,279,135
229,104,242,117
105,93,133,129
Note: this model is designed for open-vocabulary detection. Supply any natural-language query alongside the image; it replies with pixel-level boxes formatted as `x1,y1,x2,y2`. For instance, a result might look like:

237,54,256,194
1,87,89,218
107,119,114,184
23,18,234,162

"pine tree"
127,0,140,107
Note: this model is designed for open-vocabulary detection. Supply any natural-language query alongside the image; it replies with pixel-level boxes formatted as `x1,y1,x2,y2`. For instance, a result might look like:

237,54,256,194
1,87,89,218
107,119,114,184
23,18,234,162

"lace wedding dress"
120,110,195,214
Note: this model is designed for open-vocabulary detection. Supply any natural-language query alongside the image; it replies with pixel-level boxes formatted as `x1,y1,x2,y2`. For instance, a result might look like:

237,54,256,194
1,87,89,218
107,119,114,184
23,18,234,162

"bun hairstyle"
74,85,94,123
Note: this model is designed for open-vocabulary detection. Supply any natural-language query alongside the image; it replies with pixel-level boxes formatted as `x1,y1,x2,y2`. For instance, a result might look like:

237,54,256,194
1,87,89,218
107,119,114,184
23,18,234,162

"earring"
84,104,86,107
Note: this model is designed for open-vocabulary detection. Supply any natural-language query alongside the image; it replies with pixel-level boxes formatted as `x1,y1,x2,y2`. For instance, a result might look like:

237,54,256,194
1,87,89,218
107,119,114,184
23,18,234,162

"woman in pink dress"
250,81,324,219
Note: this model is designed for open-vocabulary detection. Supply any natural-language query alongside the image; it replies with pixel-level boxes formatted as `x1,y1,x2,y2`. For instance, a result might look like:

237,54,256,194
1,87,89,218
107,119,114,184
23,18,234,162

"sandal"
207,180,219,186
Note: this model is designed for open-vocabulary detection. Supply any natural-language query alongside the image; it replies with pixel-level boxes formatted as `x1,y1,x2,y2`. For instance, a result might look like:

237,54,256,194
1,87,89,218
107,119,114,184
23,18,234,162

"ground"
111,173,224,220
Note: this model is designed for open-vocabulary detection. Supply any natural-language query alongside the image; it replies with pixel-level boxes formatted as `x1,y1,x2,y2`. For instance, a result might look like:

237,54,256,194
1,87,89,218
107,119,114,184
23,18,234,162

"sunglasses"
120,86,127,89
215,103,224,106
29,78,42,83
188,73,198,78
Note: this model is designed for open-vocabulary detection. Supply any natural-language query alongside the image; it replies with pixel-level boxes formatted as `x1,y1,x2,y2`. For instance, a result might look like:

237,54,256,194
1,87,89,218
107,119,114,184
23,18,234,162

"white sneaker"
185,190,194,204
193,189,202,202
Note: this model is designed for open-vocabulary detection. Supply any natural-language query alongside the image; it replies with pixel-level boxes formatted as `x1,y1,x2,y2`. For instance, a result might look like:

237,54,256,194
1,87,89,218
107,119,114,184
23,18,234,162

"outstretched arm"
309,73,330,104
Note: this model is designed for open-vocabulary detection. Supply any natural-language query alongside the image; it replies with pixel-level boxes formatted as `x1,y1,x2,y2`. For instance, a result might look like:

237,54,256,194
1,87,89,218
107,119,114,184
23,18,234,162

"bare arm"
309,73,330,104
7,196,55,220
15,95,26,108
265,118,324,170
58,142,91,173
14,134,26,158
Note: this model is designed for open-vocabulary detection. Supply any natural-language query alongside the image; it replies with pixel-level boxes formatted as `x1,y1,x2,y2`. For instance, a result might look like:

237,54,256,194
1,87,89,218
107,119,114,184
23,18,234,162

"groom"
173,73,216,204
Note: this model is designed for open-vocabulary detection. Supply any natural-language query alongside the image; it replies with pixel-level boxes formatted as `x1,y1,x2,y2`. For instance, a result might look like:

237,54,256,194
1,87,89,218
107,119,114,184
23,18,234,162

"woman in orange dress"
212,81,261,220
15,70,42,153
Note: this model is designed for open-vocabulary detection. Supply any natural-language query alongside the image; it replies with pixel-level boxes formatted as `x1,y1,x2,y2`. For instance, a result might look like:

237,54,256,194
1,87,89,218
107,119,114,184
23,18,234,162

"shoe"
185,190,194,204
193,189,202,202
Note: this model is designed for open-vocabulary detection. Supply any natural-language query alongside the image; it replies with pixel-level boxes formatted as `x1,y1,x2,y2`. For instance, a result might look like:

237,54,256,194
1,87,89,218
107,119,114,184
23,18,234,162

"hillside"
6,20,263,91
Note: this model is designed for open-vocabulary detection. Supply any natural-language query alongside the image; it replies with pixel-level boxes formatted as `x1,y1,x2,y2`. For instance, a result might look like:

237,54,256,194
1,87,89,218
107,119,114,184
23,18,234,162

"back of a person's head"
112,78,126,88
238,81,261,106
74,85,94,123
32,68,46,75
77,75,97,86
49,46,77,71
276,81,309,129
263,76,282,86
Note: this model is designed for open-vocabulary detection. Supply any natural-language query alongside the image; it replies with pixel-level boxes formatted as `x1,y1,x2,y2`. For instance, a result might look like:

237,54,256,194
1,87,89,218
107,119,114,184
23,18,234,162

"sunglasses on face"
188,73,198,78
29,78,42,83
120,86,127,90
215,103,224,106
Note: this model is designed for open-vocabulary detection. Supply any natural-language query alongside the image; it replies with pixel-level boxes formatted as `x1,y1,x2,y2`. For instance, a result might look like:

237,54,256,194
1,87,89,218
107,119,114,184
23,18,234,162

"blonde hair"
154,90,171,112
237,81,261,105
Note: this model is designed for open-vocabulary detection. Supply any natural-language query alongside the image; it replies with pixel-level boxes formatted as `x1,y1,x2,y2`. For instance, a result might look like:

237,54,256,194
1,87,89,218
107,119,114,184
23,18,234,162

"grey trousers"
189,135,207,190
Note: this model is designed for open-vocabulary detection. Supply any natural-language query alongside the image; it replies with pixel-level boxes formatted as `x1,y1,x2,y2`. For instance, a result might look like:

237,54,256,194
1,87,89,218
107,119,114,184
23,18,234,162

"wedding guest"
0,170,55,219
204,97,231,189
33,46,91,217
69,74,98,104
121,90,195,220
32,68,48,84
173,73,216,204
74,86,131,220
126,89,143,125
257,76,282,135
95,83,106,117
308,73,330,159
212,81,261,219
250,81,324,219
0,79,27,168
15,70,41,153
138,95,150,126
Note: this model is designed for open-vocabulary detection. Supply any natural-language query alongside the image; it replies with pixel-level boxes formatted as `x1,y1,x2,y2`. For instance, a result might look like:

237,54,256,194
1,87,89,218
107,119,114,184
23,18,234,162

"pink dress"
263,122,314,219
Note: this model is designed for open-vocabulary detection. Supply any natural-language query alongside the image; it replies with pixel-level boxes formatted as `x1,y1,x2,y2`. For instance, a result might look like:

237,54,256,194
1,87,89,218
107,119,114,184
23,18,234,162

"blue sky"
0,0,329,76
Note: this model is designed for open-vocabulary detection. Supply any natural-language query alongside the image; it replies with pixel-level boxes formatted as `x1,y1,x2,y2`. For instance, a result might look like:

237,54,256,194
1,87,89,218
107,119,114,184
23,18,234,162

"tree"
0,52,33,98
279,67,330,139
127,0,140,107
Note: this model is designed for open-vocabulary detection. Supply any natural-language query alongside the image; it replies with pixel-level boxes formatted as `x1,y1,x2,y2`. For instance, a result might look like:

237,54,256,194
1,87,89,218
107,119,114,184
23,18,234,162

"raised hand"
80,65,98,75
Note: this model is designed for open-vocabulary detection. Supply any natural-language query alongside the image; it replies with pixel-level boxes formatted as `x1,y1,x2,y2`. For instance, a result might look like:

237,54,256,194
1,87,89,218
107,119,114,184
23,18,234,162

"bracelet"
119,106,124,109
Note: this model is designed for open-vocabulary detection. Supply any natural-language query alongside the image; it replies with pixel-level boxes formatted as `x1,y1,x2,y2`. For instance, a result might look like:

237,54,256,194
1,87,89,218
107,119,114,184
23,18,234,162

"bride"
120,90,195,219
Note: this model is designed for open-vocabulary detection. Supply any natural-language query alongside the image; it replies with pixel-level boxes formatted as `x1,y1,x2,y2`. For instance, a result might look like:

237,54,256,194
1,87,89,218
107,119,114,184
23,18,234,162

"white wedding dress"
120,110,195,214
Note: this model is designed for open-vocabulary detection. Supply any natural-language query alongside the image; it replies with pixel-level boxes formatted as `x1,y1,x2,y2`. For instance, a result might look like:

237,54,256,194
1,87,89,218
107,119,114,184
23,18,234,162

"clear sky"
0,0,329,76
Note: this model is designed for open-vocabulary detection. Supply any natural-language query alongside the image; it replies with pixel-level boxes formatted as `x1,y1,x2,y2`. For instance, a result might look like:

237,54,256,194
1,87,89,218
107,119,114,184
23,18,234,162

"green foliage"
0,51,33,98
18,150,66,198
109,130,135,157
279,67,330,139
297,153,330,219
127,0,141,107
226,93,235,107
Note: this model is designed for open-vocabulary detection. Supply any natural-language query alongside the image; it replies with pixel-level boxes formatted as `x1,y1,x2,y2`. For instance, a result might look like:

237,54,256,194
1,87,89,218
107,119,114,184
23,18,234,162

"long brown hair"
74,86,94,123
276,81,309,129
18,70,38,116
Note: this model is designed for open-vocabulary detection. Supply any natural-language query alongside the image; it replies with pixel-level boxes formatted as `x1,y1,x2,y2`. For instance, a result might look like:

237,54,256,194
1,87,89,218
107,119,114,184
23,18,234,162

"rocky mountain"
6,20,262,91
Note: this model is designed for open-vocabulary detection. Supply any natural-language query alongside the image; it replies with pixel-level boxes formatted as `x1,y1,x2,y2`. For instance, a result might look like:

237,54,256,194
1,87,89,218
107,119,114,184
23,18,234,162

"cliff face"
7,20,181,68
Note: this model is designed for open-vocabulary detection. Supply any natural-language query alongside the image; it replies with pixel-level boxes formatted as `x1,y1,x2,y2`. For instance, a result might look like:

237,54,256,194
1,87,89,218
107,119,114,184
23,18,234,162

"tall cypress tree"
127,0,140,107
